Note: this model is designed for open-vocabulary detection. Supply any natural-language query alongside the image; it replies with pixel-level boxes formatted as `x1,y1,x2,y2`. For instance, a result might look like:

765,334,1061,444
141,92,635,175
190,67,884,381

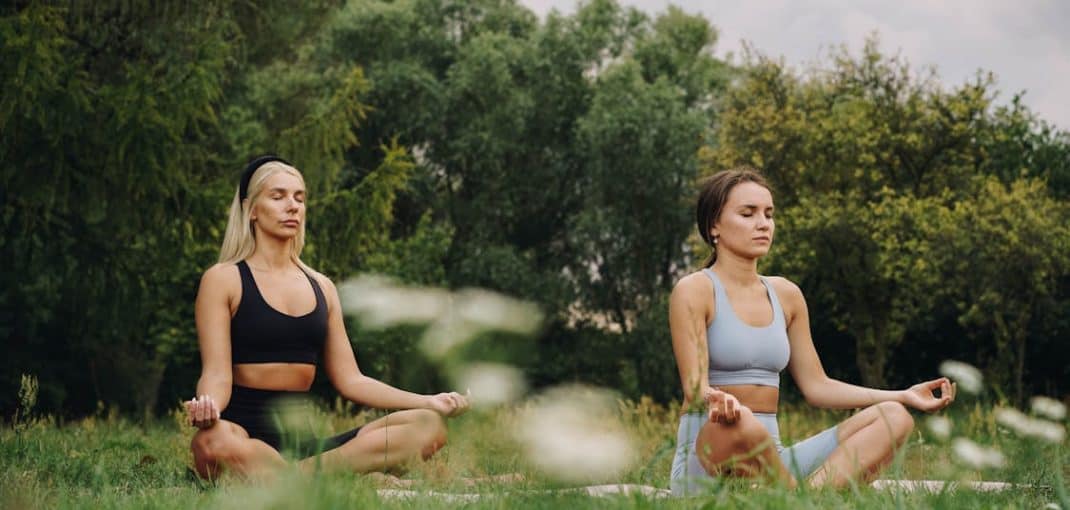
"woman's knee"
874,401,914,439
190,427,242,471
412,409,447,459
191,429,230,478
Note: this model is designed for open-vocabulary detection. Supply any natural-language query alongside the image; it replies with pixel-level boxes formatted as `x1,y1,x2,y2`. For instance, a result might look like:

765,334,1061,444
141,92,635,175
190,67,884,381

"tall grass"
2,396,1066,509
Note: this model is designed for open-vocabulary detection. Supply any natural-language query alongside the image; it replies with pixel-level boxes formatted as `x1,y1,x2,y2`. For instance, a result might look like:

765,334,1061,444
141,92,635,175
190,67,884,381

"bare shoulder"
765,275,805,306
200,263,240,290
672,270,713,303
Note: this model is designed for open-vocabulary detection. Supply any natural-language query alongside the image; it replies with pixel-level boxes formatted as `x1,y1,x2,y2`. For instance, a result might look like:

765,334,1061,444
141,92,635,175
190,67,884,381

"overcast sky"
519,0,1070,130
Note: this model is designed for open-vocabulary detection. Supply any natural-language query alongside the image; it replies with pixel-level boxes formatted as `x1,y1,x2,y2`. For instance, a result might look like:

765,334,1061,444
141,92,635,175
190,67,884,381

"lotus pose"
186,156,468,480
669,168,955,494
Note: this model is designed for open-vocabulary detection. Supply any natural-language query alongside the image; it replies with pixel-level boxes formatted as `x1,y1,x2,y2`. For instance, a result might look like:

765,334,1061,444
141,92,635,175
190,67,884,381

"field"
2,394,1067,510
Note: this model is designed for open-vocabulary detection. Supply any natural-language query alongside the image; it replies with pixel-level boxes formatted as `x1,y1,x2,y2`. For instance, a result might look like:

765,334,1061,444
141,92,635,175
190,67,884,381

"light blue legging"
670,412,839,495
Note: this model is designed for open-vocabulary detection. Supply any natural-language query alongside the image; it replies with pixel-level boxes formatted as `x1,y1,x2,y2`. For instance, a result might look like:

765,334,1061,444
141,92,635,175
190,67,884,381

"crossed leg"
190,421,287,481
693,401,915,489
695,407,796,486
807,401,914,487
302,409,446,473
189,409,446,481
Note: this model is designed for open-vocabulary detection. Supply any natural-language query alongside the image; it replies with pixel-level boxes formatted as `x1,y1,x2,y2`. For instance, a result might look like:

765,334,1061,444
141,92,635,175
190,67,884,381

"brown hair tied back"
695,166,771,268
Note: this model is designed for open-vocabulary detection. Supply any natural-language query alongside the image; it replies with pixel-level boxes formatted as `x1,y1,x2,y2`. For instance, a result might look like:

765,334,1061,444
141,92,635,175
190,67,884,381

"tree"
943,178,1070,403
1,2,238,415
769,190,954,388
0,1,406,415
703,36,992,207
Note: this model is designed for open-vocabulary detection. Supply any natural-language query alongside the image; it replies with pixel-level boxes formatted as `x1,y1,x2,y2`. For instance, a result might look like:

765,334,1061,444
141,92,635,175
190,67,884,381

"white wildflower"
938,360,983,394
513,385,636,483
453,289,543,335
951,438,1005,469
453,362,527,407
1031,396,1067,421
995,407,1066,443
925,416,952,441
338,275,449,327
339,276,543,360
420,289,542,359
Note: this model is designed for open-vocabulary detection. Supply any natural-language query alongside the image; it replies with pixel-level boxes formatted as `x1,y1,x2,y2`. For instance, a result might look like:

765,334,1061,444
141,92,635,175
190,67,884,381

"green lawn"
2,399,1066,509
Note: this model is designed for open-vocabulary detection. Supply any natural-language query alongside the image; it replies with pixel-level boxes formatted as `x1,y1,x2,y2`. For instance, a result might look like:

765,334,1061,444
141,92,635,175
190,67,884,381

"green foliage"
2,0,1068,416
324,0,728,339
705,36,993,205
943,178,1070,402
1,2,238,415
0,1,407,416
573,58,706,330
770,189,955,387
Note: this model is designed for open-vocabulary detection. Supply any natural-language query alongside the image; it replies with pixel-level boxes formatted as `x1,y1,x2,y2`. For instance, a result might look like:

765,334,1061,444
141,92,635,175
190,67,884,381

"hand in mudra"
184,394,220,429
426,391,469,417
902,377,956,413
704,387,746,425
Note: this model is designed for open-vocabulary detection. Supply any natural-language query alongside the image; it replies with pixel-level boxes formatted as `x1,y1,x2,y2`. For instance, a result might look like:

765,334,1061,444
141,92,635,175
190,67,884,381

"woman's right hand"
425,392,470,417
184,394,220,429
704,387,745,425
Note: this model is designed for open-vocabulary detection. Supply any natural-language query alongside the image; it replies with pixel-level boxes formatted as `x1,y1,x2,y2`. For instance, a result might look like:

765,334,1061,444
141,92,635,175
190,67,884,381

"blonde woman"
186,156,468,480
669,167,955,494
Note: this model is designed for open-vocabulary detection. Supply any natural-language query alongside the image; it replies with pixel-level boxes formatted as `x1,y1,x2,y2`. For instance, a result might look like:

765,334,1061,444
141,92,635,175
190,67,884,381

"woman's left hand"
901,377,956,413
426,392,470,417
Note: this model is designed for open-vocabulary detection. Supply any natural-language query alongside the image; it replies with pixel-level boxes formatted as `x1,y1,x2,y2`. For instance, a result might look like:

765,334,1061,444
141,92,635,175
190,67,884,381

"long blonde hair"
218,161,312,272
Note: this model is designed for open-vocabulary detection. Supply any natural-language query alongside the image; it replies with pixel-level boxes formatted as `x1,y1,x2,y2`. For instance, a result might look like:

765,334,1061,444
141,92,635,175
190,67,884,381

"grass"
1,397,1067,509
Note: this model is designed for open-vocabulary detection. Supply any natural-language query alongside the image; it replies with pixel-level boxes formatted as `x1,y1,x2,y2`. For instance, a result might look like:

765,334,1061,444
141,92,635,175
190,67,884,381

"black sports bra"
229,260,328,364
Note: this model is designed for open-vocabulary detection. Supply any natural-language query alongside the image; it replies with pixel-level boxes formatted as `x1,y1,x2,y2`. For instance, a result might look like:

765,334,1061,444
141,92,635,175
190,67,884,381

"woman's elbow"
798,380,831,407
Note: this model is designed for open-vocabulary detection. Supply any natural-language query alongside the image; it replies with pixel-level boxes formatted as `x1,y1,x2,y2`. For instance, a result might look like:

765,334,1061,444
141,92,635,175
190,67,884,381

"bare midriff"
233,363,316,391
719,384,779,414
682,384,780,415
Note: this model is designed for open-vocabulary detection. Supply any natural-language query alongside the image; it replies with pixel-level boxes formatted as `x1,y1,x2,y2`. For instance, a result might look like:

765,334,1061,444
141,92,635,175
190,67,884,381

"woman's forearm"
804,377,905,409
340,375,430,410
195,375,232,411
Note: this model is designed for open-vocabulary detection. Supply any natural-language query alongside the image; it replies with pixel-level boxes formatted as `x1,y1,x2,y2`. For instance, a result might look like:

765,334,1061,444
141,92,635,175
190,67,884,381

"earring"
713,235,719,245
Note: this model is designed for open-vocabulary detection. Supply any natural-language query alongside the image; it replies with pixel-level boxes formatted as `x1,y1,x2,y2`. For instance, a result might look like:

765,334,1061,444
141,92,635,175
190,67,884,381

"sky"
519,0,1070,130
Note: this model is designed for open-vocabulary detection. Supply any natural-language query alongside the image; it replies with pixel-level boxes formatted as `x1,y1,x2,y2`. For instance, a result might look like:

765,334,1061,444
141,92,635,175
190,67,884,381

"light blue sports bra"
703,269,790,388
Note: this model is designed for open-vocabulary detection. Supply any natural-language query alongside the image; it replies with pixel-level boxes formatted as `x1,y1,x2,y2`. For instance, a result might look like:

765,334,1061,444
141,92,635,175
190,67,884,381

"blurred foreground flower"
951,438,1005,469
925,416,952,441
452,362,527,408
1031,396,1067,421
339,276,449,327
339,276,542,359
939,360,983,394
421,289,542,359
995,407,1066,443
513,385,636,483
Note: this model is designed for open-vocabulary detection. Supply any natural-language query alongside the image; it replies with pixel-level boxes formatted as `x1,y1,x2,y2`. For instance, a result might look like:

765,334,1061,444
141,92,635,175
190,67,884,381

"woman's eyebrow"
267,187,304,194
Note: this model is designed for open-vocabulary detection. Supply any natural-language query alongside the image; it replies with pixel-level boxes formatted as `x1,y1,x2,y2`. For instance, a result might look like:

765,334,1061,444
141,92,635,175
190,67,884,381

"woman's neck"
248,233,295,271
710,253,761,288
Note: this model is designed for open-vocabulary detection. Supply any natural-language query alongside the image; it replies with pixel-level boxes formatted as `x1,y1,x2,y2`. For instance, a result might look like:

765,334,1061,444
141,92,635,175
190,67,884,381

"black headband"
239,155,291,200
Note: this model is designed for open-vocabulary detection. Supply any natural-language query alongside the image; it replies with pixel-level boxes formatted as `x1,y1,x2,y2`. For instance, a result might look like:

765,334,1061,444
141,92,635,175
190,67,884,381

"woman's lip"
282,220,299,226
